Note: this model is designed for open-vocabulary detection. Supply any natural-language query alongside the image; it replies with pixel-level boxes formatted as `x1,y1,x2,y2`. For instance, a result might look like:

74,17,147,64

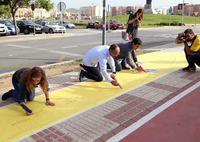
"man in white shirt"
79,44,120,86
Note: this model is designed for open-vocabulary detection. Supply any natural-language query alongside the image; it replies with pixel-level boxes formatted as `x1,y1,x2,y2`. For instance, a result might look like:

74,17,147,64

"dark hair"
184,29,194,34
109,44,119,51
134,8,144,19
132,38,142,45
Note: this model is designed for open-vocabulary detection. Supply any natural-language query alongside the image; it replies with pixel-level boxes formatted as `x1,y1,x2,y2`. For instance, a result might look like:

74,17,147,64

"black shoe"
2,89,13,101
79,70,85,82
182,66,196,71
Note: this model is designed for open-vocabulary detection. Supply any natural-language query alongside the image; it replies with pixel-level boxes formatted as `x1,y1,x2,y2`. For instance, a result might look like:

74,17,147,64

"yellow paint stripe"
0,52,187,142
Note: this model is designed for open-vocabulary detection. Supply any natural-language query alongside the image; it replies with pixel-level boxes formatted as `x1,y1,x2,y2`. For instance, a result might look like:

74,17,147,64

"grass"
73,14,200,28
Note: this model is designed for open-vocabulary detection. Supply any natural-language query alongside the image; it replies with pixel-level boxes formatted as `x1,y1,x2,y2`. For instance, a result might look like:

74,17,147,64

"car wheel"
49,29,54,34
24,29,29,34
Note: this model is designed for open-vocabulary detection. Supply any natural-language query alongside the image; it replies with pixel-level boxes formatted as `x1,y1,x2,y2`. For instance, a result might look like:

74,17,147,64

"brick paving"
0,68,200,142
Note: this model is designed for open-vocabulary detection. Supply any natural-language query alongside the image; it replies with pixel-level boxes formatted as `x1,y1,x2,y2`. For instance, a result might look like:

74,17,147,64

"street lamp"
181,0,185,26
102,0,106,45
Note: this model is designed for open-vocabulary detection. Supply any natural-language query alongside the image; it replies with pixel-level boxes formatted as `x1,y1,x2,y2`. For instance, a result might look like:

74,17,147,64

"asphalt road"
0,27,200,74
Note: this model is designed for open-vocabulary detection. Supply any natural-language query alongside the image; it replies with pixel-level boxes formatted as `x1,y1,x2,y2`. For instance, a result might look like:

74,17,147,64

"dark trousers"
107,59,127,72
82,65,103,82
11,80,35,103
184,49,200,67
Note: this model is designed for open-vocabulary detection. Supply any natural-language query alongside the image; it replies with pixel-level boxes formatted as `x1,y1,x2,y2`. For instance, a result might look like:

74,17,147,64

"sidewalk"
0,48,200,142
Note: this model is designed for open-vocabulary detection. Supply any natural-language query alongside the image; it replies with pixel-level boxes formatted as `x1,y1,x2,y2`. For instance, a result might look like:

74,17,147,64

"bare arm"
127,13,142,24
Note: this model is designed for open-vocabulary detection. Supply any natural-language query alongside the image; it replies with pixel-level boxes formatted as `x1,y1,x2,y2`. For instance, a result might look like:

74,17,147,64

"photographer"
175,29,200,71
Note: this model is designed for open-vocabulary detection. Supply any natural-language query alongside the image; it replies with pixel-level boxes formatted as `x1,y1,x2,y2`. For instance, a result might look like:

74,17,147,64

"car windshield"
23,20,34,25
49,22,57,25
112,20,121,23
0,20,12,26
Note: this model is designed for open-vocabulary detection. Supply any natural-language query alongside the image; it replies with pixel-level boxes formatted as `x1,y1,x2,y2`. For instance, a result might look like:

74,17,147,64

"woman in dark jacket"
127,9,143,40
2,67,55,115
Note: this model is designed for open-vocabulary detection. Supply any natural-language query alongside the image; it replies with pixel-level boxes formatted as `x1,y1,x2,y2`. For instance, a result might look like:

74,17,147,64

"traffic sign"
194,11,199,17
169,6,173,14
57,2,66,12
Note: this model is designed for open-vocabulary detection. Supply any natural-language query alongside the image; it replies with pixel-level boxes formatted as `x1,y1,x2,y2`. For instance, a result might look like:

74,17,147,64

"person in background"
127,8,143,40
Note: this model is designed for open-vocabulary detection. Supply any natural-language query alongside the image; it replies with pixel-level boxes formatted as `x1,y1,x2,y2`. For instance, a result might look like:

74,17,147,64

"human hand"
46,100,55,106
111,80,119,86
110,73,116,79
26,111,33,116
136,67,143,72
178,32,185,37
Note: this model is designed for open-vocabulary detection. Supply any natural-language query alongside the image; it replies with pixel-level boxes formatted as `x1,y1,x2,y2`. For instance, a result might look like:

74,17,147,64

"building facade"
79,4,103,19
111,6,143,16
173,4,200,16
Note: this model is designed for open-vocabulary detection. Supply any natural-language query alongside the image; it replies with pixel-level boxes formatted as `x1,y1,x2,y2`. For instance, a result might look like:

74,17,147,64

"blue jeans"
11,80,35,103
184,49,200,67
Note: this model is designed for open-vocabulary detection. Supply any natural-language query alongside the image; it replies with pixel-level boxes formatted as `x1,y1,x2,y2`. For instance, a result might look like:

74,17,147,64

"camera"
179,36,186,40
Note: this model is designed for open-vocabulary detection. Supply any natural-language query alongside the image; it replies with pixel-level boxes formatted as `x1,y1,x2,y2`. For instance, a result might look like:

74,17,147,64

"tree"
0,5,11,18
0,0,54,35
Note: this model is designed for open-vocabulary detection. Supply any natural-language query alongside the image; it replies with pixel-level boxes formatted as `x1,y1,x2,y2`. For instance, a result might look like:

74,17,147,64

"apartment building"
79,4,103,19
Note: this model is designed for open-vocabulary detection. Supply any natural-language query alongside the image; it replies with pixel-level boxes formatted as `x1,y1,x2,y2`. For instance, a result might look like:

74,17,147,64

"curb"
0,58,81,79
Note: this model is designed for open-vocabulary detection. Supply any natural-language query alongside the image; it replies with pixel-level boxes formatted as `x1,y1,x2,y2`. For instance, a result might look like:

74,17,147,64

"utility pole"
181,0,184,25
102,0,106,45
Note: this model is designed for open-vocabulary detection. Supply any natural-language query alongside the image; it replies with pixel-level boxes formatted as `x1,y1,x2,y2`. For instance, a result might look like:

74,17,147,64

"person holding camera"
175,29,200,71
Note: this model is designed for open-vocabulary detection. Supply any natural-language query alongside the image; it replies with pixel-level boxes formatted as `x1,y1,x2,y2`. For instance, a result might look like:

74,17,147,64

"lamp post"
181,0,185,26
102,0,106,45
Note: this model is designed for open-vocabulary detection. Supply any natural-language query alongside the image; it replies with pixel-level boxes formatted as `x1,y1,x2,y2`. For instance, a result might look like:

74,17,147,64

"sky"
51,0,200,9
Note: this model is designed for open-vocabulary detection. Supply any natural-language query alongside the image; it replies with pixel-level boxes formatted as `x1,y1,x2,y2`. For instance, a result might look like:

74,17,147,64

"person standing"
127,9,143,40
79,44,120,87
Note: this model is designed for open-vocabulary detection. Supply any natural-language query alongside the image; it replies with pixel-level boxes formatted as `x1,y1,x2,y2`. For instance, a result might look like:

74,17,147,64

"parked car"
0,20,20,35
86,22,99,28
43,22,66,34
59,22,75,28
0,23,8,36
17,20,43,34
96,21,103,29
107,20,124,30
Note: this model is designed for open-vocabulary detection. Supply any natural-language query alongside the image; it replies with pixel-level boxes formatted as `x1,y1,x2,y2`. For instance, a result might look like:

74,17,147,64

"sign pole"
102,0,106,45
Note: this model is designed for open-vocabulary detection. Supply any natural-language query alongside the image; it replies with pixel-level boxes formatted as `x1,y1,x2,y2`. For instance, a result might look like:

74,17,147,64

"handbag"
122,31,131,41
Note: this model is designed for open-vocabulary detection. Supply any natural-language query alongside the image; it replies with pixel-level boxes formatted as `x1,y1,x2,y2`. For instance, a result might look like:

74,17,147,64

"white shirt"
83,45,116,82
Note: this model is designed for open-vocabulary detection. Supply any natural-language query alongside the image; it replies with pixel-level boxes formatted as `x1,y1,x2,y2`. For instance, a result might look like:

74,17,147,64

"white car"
0,23,8,36
43,22,66,34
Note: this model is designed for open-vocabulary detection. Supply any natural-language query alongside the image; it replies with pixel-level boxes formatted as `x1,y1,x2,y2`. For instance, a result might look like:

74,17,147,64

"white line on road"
61,45,78,49
87,42,101,45
5,44,32,49
49,50,83,58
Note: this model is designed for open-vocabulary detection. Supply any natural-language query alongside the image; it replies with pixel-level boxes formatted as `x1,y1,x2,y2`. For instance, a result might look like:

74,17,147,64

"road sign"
57,2,66,12
169,6,173,14
194,11,199,17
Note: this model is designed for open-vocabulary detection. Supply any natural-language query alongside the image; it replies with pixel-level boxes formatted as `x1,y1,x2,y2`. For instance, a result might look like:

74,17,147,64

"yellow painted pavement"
0,52,187,142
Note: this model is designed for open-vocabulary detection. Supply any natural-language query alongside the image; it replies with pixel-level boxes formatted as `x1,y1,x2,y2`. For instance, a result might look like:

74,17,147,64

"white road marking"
107,81,200,142
61,45,78,49
5,44,32,49
49,50,83,58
